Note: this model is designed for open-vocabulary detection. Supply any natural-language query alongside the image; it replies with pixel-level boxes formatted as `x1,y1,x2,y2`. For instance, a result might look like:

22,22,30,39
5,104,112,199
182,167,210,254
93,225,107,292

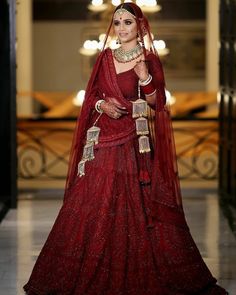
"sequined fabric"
23,138,226,295
23,52,227,295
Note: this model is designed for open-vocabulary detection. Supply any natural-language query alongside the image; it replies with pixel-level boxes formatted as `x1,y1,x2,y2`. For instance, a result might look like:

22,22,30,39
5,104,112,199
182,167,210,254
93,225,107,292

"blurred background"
0,0,236,294
16,0,223,190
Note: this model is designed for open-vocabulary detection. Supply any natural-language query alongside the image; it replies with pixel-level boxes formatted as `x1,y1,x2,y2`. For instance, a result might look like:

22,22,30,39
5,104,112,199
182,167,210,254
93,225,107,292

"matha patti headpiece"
113,7,136,19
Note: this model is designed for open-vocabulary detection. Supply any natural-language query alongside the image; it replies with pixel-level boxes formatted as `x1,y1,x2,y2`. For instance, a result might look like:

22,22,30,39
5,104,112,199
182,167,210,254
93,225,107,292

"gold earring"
137,33,141,43
116,38,121,45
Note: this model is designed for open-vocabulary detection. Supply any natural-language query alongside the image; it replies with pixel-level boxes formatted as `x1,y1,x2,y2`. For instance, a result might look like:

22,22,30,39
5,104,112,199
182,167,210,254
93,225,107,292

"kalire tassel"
82,142,95,161
132,98,148,118
138,135,151,153
86,126,100,144
132,97,151,154
77,159,86,177
77,124,101,177
135,117,149,135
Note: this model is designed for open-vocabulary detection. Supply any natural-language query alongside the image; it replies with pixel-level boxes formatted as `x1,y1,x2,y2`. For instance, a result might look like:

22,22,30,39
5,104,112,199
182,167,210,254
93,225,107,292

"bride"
24,2,228,294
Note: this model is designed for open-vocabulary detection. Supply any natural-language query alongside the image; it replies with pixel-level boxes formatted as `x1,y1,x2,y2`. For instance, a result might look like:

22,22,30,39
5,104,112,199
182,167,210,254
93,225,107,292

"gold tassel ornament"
135,117,149,135
77,159,86,177
138,135,151,153
77,111,103,177
132,95,151,154
86,125,100,144
82,142,95,161
132,98,148,118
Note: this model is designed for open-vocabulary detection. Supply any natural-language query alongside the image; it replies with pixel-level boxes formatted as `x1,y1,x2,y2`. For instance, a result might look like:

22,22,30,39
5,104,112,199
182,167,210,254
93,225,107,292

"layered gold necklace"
114,43,143,63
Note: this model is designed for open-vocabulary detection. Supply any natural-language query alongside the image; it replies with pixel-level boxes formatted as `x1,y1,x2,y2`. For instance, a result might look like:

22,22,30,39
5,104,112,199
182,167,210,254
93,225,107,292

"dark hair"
114,3,136,17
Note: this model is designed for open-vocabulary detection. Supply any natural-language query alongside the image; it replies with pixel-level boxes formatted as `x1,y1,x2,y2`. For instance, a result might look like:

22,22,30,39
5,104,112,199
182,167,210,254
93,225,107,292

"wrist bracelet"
139,74,152,86
95,99,105,113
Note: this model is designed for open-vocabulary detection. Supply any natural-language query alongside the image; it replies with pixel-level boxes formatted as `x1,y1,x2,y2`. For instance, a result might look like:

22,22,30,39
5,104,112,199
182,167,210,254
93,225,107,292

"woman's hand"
100,100,128,119
133,60,149,81
134,60,156,108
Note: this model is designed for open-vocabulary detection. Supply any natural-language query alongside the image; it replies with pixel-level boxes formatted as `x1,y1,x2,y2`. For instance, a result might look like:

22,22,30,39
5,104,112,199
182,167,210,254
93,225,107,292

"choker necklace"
114,43,143,63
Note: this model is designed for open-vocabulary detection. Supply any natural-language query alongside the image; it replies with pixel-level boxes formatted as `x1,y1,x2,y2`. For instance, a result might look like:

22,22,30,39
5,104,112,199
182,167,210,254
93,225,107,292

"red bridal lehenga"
23,48,227,295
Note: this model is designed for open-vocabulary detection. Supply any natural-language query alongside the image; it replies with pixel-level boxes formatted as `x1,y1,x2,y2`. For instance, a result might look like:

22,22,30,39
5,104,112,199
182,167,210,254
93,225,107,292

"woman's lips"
119,33,128,37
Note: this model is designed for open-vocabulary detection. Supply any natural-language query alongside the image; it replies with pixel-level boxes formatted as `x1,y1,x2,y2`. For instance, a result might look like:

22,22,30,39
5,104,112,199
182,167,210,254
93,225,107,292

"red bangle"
140,81,156,95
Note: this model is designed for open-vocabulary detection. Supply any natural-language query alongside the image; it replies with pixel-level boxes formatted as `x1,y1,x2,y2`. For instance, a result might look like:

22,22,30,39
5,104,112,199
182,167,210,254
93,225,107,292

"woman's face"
113,11,138,44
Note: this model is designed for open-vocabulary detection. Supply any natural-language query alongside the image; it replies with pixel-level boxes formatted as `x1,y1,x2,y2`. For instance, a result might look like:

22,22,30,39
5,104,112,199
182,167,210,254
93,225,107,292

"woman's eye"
125,21,132,25
114,21,120,26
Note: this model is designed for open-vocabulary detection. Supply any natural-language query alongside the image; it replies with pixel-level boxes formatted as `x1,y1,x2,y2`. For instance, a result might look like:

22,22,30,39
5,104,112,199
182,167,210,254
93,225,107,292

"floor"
0,191,236,295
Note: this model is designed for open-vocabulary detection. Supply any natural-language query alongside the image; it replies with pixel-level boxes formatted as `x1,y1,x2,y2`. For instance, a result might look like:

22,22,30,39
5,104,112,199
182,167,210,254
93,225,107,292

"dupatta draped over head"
64,2,187,229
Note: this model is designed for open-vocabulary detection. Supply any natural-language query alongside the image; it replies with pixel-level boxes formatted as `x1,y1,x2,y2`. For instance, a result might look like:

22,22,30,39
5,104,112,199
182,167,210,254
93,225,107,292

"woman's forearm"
145,91,156,108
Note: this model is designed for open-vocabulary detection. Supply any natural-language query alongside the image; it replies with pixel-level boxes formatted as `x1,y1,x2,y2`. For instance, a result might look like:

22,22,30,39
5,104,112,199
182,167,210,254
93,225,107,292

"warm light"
153,40,166,50
92,0,103,6
79,48,97,56
80,37,169,57
217,91,221,104
146,0,157,6
91,40,99,50
99,34,106,41
73,90,85,106
79,40,99,55
97,34,106,50
225,94,229,104
165,89,176,105
112,0,122,6
136,0,161,12
136,0,157,7
79,37,109,55
79,41,97,55
97,41,104,50
88,0,108,12
83,40,93,50
153,39,170,56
